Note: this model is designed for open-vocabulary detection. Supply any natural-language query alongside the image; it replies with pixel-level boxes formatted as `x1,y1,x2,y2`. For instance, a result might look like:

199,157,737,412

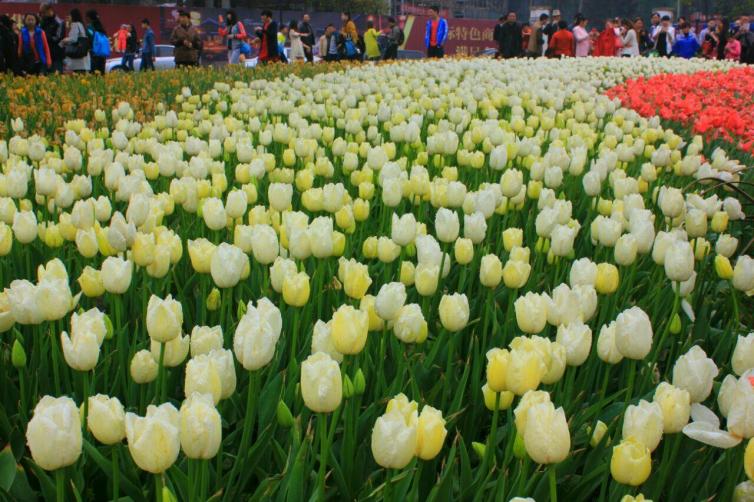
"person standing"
298,13,315,62
121,24,138,71
498,11,522,59
340,12,359,60
255,10,279,64
573,14,590,57
384,17,402,60
363,20,381,61
0,15,19,74
593,19,620,56
17,13,51,75
672,22,700,58
61,9,89,73
527,13,548,57
288,20,307,62
319,24,340,62
724,32,741,60
85,10,108,73
218,10,246,64
634,17,652,54
649,12,661,39
543,9,561,45
424,6,448,58
140,18,155,71
653,15,675,57
547,19,574,57
171,10,201,67
737,16,754,64
39,4,64,73
620,18,640,57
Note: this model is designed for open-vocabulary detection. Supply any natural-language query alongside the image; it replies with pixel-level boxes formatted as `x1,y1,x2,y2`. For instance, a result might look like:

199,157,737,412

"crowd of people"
0,4,157,74
1,4,753,76
493,10,754,63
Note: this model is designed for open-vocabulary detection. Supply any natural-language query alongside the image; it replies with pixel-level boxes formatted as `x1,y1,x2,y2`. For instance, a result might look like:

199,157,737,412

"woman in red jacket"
18,13,51,75
593,19,620,57
548,20,574,57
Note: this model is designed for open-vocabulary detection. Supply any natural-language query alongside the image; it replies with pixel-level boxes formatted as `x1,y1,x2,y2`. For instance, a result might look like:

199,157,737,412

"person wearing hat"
543,9,560,44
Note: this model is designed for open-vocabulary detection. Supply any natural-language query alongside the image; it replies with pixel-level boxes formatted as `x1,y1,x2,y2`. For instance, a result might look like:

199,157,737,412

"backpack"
92,31,110,57
397,28,405,45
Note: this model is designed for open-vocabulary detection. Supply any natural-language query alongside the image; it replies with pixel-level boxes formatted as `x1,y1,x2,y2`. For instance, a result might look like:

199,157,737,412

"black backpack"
397,28,405,45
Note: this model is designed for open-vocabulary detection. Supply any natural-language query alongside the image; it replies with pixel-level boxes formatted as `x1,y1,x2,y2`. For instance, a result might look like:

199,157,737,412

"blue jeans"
121,52,135,71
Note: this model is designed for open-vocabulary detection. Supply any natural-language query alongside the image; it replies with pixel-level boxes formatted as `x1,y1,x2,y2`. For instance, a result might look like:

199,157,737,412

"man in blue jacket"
425,6,448,58
140,19,155,71
673,22,700,59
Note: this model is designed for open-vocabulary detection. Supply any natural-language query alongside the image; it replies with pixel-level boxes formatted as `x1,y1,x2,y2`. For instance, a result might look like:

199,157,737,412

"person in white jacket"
652,15,675,56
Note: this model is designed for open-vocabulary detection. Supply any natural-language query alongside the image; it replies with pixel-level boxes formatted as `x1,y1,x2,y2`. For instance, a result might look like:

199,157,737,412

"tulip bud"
87,394,126,445
282,272,310,307
733,334,754,376
206,288,221,311
26,396,82,471
590,420,608,447
130,349,158,384
438,293,470,332
375,282,407,322
454,238,474,265
514,292,548,334
669,313,681,334
615,307,653,360
733,256,754,292
652,382,690,433
523,402,570,464
672,345,719,403
354,369,366,395
595,263,619,295
125,403,180,473
486,348,510,393
332,305,369,355
12,339,26,368
472,441,486,460
301,352,342,413
734,481,754,502
416,406,447,460
480,254,503,288
610,437,652,486
276,400,294,428
623,400,663,452
482,383,514,410
513,431,528,459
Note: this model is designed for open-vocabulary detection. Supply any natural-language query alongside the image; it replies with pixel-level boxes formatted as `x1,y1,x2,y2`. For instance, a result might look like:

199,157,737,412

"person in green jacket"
363,20,381,61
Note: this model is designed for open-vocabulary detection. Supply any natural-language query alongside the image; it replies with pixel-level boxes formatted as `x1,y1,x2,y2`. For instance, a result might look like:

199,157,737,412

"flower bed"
0,57,753,502
606,66,754,154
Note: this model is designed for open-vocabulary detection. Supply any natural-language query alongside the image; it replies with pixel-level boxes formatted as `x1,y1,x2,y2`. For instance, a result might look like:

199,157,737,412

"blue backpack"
92,31,110,57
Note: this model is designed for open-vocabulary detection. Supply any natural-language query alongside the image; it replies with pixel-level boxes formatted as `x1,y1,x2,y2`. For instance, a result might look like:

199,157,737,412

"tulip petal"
682,421,742,449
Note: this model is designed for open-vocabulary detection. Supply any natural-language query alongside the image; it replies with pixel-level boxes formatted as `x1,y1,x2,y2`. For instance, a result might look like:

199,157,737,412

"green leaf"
0,445,16,492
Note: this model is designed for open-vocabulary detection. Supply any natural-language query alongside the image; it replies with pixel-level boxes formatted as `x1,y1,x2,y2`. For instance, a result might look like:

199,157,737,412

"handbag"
65,35,89,59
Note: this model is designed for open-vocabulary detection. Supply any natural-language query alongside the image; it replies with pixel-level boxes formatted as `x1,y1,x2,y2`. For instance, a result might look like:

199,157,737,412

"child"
724,36,741,60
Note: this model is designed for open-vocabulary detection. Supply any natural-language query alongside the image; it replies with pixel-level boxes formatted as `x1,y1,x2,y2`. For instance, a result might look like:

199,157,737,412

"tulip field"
1,57,754,502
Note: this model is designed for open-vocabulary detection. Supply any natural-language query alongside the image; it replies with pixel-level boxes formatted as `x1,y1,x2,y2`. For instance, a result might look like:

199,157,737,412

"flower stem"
549,464,557,502
112,446,120,502
155,473,163,502
156,341,166,403
56,469,65,502
317,412,329,501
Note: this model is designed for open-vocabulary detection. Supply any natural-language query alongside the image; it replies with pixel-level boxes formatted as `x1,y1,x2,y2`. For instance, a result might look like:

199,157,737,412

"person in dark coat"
498,11,523,58
170,10,201,67
0,15,19,74
255,9,279,63
298,13,315,62
39,4,64,73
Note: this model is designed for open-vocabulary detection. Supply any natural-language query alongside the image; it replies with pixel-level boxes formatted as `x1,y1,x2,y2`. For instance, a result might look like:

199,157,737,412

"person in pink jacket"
573,13,590,56
725,36,741,60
